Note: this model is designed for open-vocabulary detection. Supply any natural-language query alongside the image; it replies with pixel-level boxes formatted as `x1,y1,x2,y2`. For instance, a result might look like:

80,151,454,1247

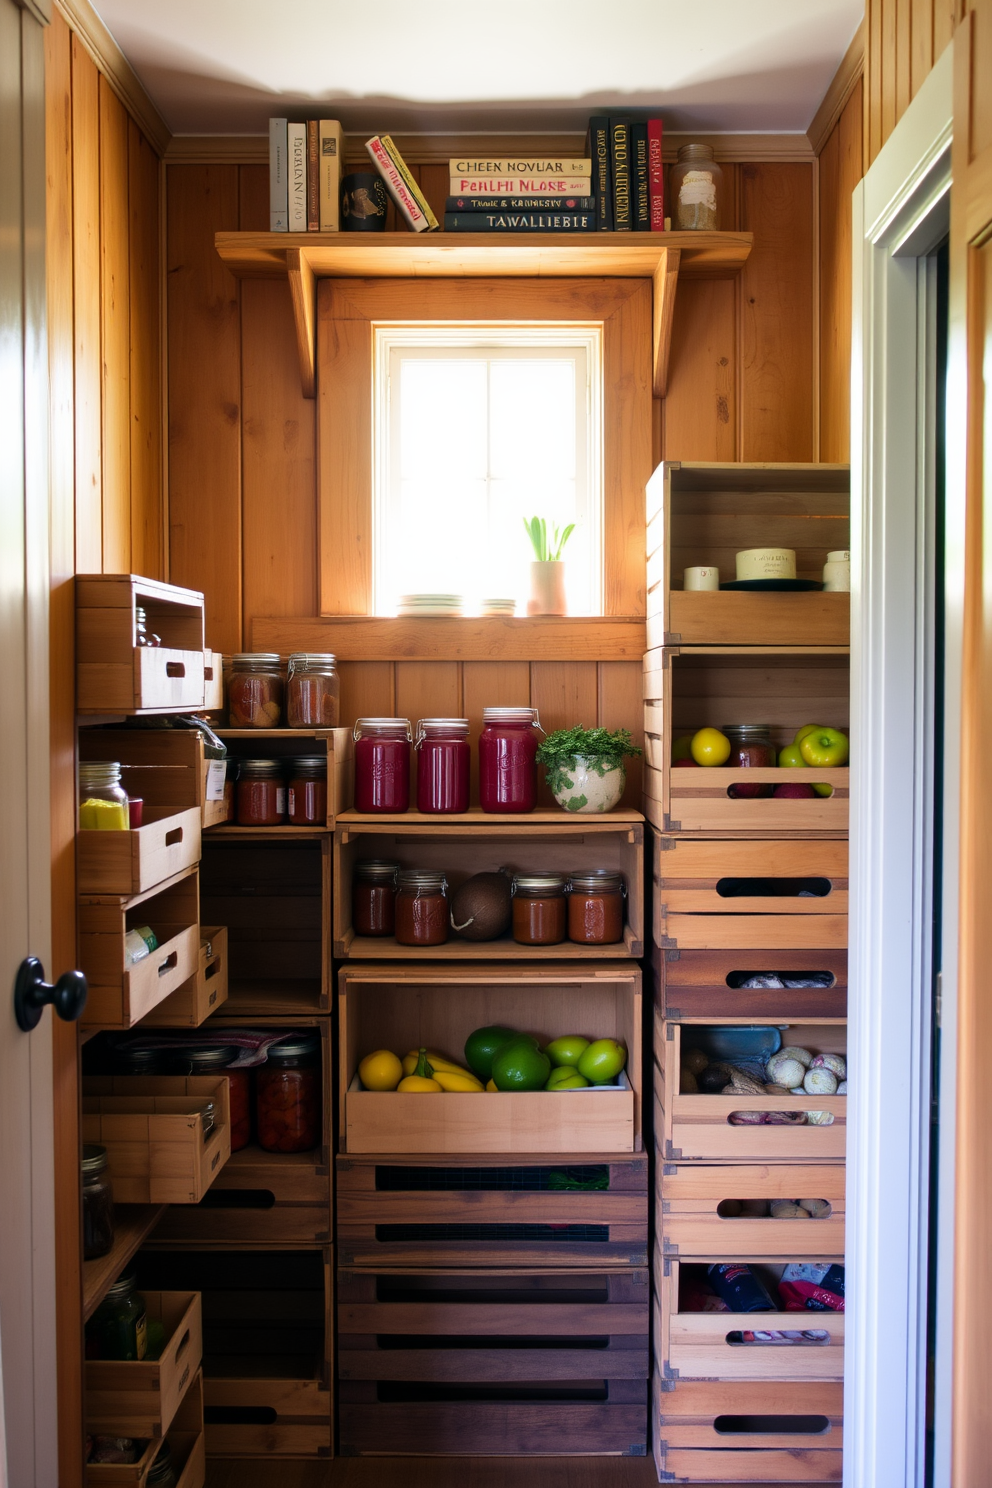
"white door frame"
847,43,954,1488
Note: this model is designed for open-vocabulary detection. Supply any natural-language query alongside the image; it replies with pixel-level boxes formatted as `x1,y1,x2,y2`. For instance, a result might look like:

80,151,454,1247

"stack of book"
268,117,345,231
586,116,664,231
444,156,596,234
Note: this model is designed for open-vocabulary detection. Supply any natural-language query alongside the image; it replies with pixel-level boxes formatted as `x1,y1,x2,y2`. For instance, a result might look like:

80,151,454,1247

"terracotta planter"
527,561,567,617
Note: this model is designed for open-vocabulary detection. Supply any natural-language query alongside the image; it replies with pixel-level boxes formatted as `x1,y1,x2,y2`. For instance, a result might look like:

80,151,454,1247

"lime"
576,1039,627,1085
546,1065,590,1090
545,1035,590,1068
464,1026,517,1081
491,1038,551,1092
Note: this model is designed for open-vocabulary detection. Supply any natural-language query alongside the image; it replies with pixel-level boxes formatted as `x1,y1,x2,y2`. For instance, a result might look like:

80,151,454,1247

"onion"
810,1052,846,1078
779,1045,813,1068
766,1053,806,1088
803,1066,838,1095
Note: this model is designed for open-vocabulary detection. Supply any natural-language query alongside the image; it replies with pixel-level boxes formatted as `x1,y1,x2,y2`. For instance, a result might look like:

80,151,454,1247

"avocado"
449,870,512,941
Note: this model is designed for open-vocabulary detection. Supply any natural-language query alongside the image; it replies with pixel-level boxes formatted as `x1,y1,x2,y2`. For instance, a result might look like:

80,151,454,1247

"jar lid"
396,869,447,892
416,718,470,741
237,758,284,777
722,723,772,736
82,1143,108,1176
171,1045,238,1072
105,1270,138,1300
482,707,539,723
288,652,337,670
512,872,568,895
288,756,327,773
232,652,281,667
354,859,400,882
354,717,412,740
114,1045,162,1071
826,550,850,563
80,761,121,781
266,1033,321,1064
677,141,716,161
569,869,625,893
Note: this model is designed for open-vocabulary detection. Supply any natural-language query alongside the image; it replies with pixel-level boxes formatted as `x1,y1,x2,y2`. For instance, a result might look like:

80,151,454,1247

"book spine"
449,176,592,196
631,122,650,230
318,119,343,231
443,211,598,232
269,117,288,231
610,119,632,231
366,136,431,231
647,118,664,230
587,116,613,231
450,157,591,176
307,120,319,231
380,134,440,230
287,122,307,231
446,195,596,212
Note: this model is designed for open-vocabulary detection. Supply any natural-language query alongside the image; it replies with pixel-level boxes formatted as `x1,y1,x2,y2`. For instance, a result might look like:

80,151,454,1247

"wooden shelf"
214,229,753,400
337,806,644,827
222,978,325,1017
204,825,329,839
341,927,641,960
82,1203,167,1320
250,614,647,662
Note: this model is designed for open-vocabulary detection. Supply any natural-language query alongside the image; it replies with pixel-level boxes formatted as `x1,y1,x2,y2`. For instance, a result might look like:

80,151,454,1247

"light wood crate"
79,865,200,1028
644,646,850,836
85,1371,205,1488
646,460,850,649
82,1075,232,1203
76,574,206,714
85,1291,203,1437
655,1015,847,1163
655,943,847,1022
203,651,224,711
142,926,228,1028
339,961,642,1153
660,1163,846,1258
207,726,354,831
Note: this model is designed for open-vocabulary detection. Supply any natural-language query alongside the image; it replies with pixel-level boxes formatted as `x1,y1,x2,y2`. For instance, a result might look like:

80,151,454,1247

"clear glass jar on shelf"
79,762,129,830
567,869,626,945
724,723,776,798
286,653,340,729
82,1144,115,1260
166,1044,250,1151
671,143,723,230
85,1271,147,1361
394,869,449,946
511,872,568,946
415,718,471,813
256,1035,321,1153
228,653,284,729
353,718,412,813
353,860,399,936
478,707,543,813
236,759,286,825
287,756,327,826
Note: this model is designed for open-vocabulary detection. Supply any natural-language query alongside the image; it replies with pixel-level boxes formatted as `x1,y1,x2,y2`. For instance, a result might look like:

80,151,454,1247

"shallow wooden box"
203,1377,333,1458
82,1075,231,1203
652,835,848,951
85,1372,205,1488
142,926,229,1028
203,651,224,711
337,1267,648,1457
85,1291,203,1437
205,726,353,832
79,866,200,1028
77,574,206,714
657,945,848,1022
333,813,644,959
660,1163,846,1258
336,1151,647,1268
643,647,850,836
653,1375,843,1483
646,460,850,649
655,1017,847,1163
339,961,642,1153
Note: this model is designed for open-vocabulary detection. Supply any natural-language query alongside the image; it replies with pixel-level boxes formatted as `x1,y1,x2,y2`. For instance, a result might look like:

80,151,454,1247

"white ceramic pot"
551,755,625,814
527,560,567,616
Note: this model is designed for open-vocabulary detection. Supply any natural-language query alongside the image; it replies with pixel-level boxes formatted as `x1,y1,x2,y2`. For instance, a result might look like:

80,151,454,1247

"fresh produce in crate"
357,1025,627,1092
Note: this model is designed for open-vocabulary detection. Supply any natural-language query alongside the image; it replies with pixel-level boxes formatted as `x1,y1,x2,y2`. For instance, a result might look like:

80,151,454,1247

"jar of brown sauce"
394,869,449,947
353,860,399,937
567,870,626,945
511,873,568,945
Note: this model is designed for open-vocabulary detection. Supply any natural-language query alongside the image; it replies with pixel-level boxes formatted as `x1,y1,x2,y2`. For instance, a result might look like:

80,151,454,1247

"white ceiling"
92,0,864,137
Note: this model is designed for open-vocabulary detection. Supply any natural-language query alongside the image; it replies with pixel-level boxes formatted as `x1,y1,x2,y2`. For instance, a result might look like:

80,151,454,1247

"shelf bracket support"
652,246,681,398
287,246,317,399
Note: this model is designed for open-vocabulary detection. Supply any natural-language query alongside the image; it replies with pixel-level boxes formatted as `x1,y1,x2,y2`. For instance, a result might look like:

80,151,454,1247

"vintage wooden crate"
203,1377,333,1457
82,1075,231,1203
652,835,848,950
337,1267,648,1456
203,651,224,711
656,944,848,1022
207,726,354,832
336,1152,647,1267
653,1375,843,1482
655,1016,847,1163
643,647,850,836
339,961,642,1153
660,1164,846,1258
333,815,644,959
646,460,850,650
85,1372,205,1488
142,926,229,1028
76,574,206,714
79,866,200,1028
85,1291,203,1437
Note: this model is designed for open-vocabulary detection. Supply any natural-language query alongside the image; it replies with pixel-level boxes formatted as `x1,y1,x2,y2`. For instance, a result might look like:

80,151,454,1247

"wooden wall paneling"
70,34,102,573
934,0,954,60
529,662,599,808
597,661,645,808
127,118,162,579
739,163,815,462
868,0,884,163
166,164,243,653
316,281,373,616
417,163,449,223
882,0,899,141
912,0,936,92
661,279,738,461
337,661,395,728
462,660,532,805
818,79,864,463
394,661,463,723
604,280,652,616
238,161,268,231
98,77,131,573
897,0,914,117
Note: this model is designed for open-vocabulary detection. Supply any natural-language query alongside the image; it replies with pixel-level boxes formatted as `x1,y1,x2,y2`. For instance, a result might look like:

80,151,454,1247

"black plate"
720,578,824,592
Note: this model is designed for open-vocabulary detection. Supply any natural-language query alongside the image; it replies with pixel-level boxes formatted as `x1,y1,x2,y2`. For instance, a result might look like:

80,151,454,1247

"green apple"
671,735,694,762
576,1039,627,1085
545,1035,590,1068
812,782,835,797
545,1066,590,1091
799,728,849,768
794,724,823,746
778,743,807,768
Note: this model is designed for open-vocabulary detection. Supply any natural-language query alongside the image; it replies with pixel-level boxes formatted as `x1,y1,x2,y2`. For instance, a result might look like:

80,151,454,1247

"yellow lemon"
690,727,731,767
397,1074,442,1093
358,1050,403,1091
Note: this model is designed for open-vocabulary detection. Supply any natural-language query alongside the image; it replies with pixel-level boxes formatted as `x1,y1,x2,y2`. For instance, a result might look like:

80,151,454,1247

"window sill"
250,614,646,661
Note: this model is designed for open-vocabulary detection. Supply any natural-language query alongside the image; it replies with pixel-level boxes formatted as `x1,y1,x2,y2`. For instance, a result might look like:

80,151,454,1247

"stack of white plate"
397,593,464,617
480,598,516,616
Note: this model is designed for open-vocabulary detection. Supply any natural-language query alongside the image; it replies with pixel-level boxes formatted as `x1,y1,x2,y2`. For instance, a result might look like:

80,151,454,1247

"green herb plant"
535,726,642,804
523,517,575,562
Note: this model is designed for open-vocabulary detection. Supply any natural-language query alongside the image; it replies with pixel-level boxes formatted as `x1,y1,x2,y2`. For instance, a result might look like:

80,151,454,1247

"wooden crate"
77,574,206,714
203,651,224,711
652,835,848,950
655,1017,847,1163
82,1075,232,1203
653,1375,843,1482
643,647,850,836
657,944,847,1022
660,1164,846,1258
207,726,354,832
204,1377,333,1457
646,461,850,649
79,866,200,1028
336,1152,647,1267
333,814,645,959
85,1291,203,1437
337,1267,648,1456
85,1371,205,1488
339,961,642,1153
142,926,229,1028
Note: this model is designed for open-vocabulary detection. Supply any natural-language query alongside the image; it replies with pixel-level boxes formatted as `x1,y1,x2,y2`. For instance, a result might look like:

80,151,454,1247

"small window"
373,325,603,616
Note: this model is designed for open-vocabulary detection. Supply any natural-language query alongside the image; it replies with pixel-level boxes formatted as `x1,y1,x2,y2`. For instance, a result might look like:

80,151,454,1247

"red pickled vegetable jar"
256,1034,321,1153
287,756,327,825
394,869,449,947
725,724,776,799
567,869,626,945
415,718,470,813
353,860,399,936
478,707,543,813
236,759,286,825
354,718,412,813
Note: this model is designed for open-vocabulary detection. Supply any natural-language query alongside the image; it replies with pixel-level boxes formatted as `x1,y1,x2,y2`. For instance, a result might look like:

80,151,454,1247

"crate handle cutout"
204,958,221,982
157,952,179,977
165,662,187,678
725,969,836,988
204,1406,277,1425
374,1333,612,1350
375,1278,610,1304
173,1327,192,1362
165,827,184,847
715,877,833,898
726,1327,835,1346
373,1163,610,1192
715,1199,832,1219
728,1109,835,1126
375,1381,610,1403
714,1414,832,1435
199,1188,276,1210
726,783,834,798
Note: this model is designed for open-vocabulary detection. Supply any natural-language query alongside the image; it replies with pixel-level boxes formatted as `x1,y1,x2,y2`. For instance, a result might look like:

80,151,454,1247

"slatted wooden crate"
660,1164,846,1258
207,726,354,831
82,1075,232,1203
79,865,201,1028
85,1291,203,1437
76,574,206,714
85,1372,205,1488
142,926,229,1028
337,1267,648,1456
336,1152,647,1268
656,943,847,1021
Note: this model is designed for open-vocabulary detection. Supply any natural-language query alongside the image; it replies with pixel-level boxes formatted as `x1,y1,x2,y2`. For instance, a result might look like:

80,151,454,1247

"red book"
648,118,664,230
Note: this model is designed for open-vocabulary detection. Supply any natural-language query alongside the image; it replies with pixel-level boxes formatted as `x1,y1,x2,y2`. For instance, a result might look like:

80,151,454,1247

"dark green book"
610,118,632,231
586,116,614,230
631,121,650,230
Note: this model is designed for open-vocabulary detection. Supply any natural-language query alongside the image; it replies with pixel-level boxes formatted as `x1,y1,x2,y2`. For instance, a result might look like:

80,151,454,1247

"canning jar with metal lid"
228,653,284,729
353,718,412,813
236,759,286,825
286,653,340,729
287,756,327,826
511,872,568,946
394,869,449,946
671,142,723,230
353,860,399,936
79,761,129,831
166,1044,248,1149
112,1043,167,1076
85,1271,147,1361
567,869,626,945
256,1034,321,1153
724,724,776,798
478,707,543,814
82,1144,115,1260
415,718,470,814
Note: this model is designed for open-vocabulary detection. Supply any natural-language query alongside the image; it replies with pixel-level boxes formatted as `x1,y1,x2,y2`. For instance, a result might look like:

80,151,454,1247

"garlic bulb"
766,1053,806,1088
805,1110,834,1125
810,1052,846,1078
837,1080,848,1095
779,1045,813,1067
803,1066,838,1095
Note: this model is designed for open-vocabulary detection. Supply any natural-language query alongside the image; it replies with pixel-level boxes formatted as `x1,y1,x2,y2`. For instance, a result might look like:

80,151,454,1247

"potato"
682,1049,709,1076
770,1199,808,1219
799,1198,831,1218
680,1067,699,1094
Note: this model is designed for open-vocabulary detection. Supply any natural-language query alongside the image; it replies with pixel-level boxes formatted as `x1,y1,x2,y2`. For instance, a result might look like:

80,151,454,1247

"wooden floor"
204,1460,801,1487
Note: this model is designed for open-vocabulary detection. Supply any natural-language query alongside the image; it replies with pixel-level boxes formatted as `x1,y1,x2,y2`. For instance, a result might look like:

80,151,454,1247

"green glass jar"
85,1271,147,1361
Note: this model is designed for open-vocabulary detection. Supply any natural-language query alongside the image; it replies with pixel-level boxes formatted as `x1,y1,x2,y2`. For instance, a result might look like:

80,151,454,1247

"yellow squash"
397,1074,442,1093
433,1070,484,1093
402,1049,472,1079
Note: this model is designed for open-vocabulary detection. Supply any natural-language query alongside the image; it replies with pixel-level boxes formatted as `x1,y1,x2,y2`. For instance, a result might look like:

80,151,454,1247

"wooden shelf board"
250,614,647,662
214,728,340,739
222,980,325,1017
337,1150,643,1166
83,1204,167,1320
337,807,644,828
223,1144,324,1175
204,825,329,839
339,927,641,960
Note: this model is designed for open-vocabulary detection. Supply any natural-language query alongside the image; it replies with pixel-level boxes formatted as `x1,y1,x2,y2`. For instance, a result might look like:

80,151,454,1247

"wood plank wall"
817,80,865,463
864,0,956,164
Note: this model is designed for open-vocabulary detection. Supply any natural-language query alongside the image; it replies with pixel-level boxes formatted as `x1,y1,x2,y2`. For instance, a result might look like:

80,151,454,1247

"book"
287,122,307,232
631,122,649,230
449,157,591,177
446,195,596,212
318,119,344,231
586,116,613,231
367,134,439,232
443,211,597,232
647,118,664,230
269,117,288,231
610,118,632,231
307,120,319,231
449,175,593,197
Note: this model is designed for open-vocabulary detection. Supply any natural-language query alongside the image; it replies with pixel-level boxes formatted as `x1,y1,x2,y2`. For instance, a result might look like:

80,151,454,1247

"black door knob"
14,957,88,1032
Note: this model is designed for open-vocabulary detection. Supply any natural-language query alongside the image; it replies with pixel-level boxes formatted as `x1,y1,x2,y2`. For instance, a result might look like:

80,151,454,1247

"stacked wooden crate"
644,463,850,1485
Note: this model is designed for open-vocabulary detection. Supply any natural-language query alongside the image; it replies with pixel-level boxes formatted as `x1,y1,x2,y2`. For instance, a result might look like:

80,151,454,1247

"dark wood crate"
655,942,848,1022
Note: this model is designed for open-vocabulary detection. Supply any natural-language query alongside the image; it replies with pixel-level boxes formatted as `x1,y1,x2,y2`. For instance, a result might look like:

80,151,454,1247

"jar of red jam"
228,653,284,729
415,718,470,813
353,860,399,936
256,1034,321,1153
394,869,449,947
287,756,327,825
354,718,412,813
724,724,776,798
567,870,626,945
286,653,340,729
478,707,543,813
236,759,286,825
511,872,567,945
